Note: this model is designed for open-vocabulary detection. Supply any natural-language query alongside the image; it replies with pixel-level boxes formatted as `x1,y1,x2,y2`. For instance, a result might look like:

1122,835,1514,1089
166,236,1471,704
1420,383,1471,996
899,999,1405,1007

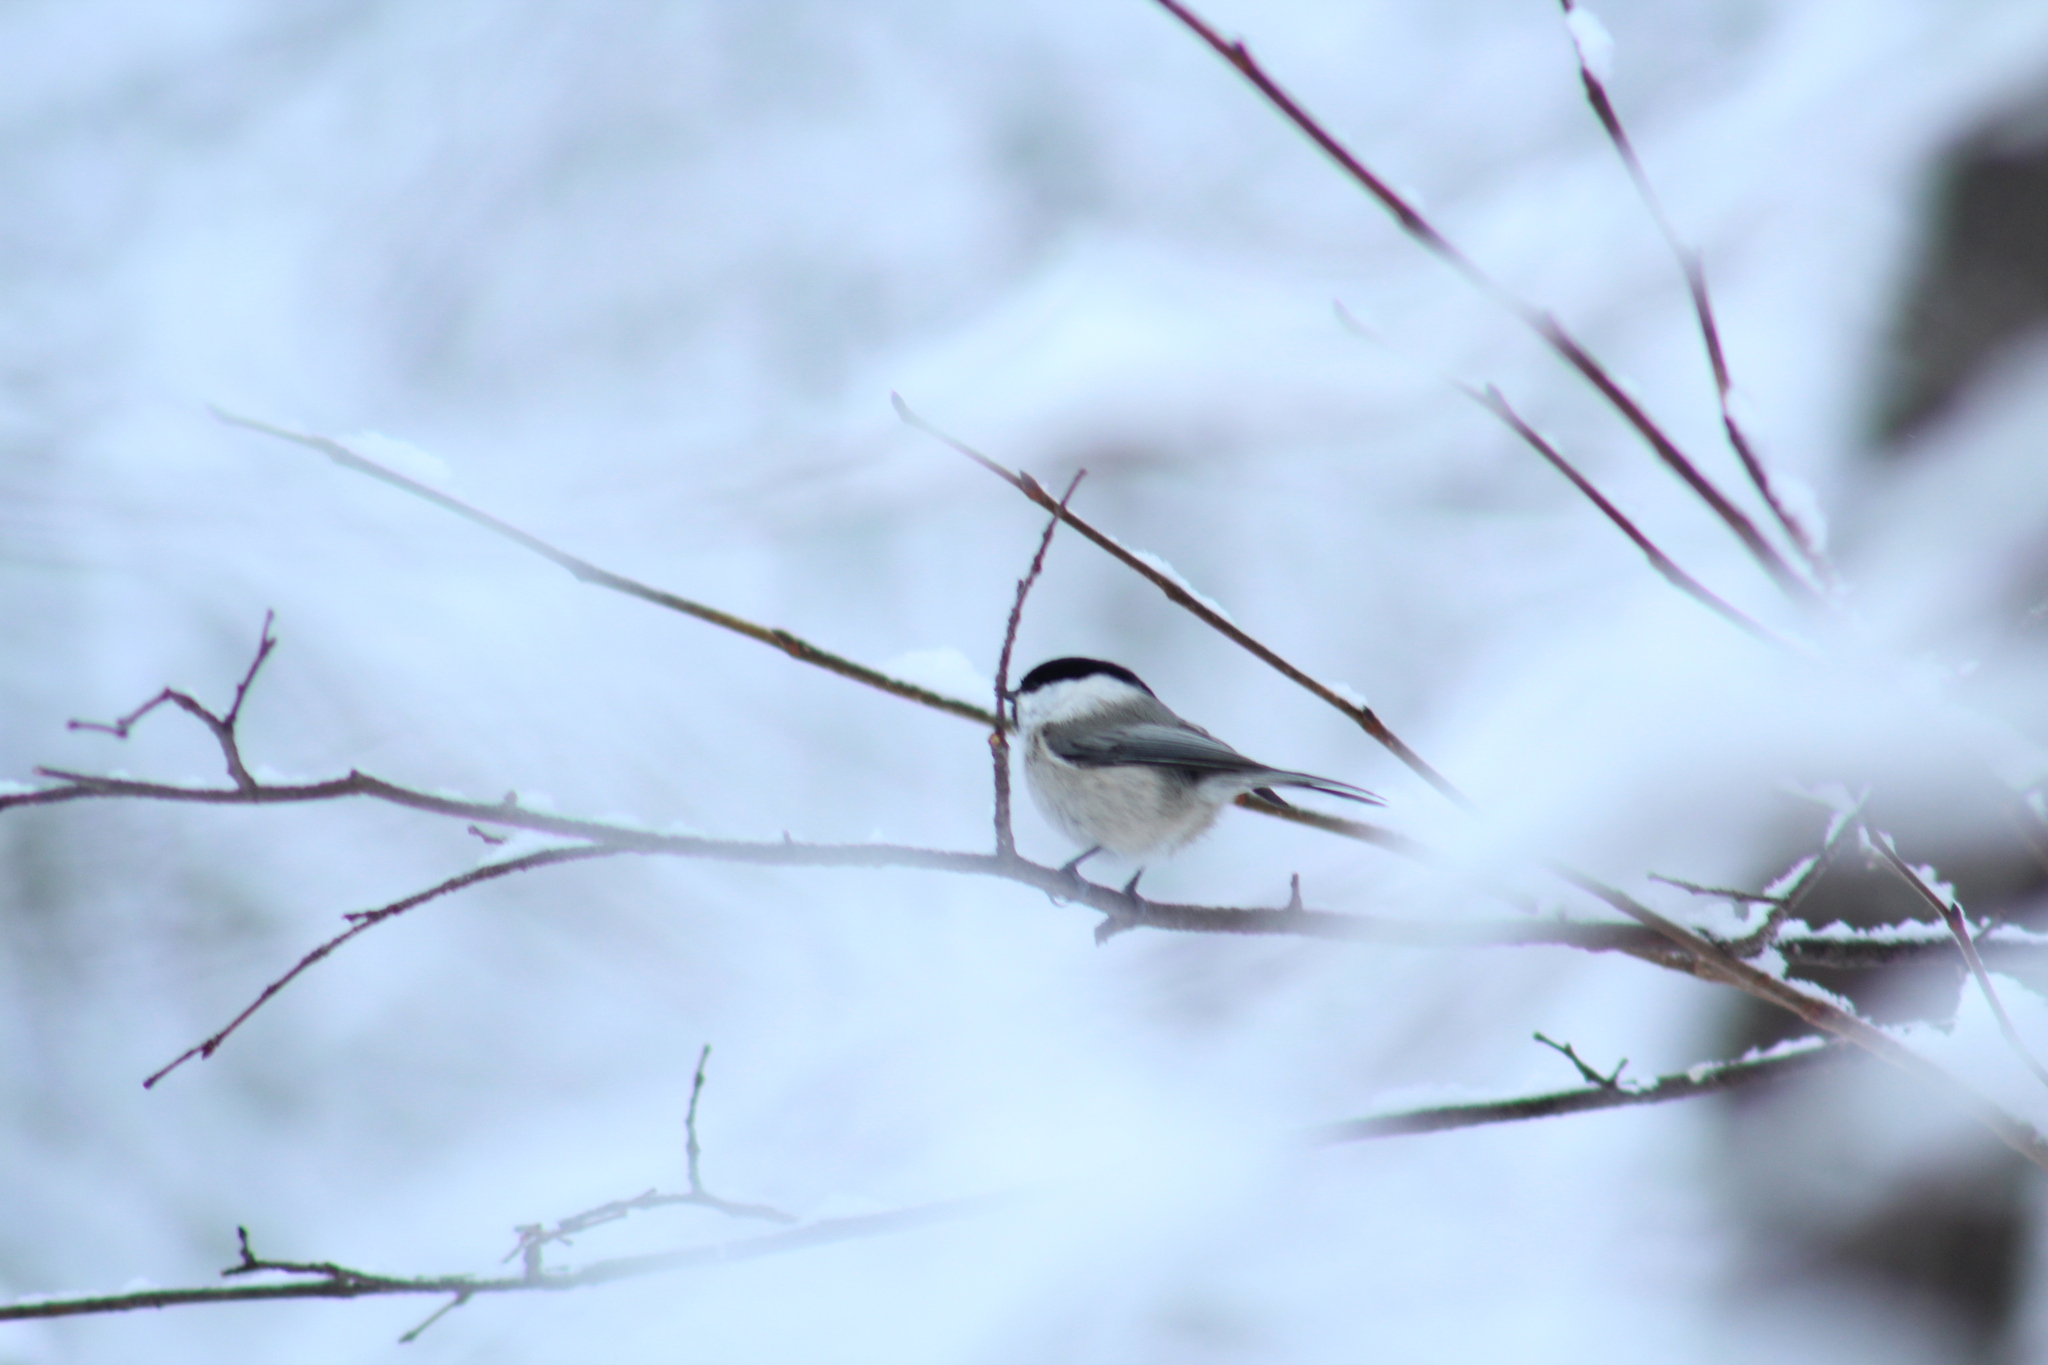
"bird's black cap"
1016,657,1153,696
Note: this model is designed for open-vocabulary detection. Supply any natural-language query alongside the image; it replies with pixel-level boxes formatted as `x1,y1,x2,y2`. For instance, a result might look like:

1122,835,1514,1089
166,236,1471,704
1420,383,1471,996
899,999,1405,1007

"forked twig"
3,1029,1852,1331
68,611,278,792
505,1044,796,1293
1533,1031,1625,1089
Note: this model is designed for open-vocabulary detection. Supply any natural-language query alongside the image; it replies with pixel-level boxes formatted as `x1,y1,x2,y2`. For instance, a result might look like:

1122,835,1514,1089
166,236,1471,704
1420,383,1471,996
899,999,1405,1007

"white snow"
9,1,2048,1361
337,431,455,489
1564,7,1616,84
1128,548,1241,628
881,647,994,705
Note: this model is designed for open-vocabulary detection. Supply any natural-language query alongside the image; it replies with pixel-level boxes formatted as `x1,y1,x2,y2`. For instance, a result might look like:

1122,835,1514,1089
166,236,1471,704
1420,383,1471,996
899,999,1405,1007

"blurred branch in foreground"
1148,0,1821,607
0,1042,1852,1331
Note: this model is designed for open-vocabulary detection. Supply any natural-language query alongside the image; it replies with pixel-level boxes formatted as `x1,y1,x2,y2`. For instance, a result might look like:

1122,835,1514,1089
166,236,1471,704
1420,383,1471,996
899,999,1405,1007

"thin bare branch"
993,470,1086,857
685,1043,712,1194
0,1197,1005,1324
37,662,2048,1167
1553,0,1833,586
1714,816,1860,959
1148,0,1819,607
29,760,2048,972
1867,829,2048,1091
1532,1031,1625,1089
67,612,278,793
892,395,1468,810
398,1292,472,1343
1647,873,1786,907
1315,1041,1848,1142
211,410,1000,730
1467,384,1782,646
144,844,624,1089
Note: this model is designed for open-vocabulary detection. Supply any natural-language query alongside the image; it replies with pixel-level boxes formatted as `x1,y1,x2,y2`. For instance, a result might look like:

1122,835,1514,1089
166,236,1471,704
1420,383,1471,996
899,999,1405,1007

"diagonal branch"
212,410,999,730
892,395,1469,810
1548,863,2048,1170
1867,829,2048,1091
1148,0,1818,607
1554,0,1833,587
1315,1040,1848,1141
67,611,278,793
1467,384,1782,645
143,844,624,1089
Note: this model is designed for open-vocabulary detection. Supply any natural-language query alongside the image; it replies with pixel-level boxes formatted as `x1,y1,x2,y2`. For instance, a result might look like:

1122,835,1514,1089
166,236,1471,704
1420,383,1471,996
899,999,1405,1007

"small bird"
1014,657,1382,883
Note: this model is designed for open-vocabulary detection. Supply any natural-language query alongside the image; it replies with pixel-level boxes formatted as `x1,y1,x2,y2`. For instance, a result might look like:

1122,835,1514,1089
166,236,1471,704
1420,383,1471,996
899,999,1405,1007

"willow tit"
1015,657,1382,875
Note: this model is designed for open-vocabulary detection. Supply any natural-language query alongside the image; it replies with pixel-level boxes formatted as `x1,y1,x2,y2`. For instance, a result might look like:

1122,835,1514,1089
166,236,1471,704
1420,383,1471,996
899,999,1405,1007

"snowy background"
8,0,2048,1359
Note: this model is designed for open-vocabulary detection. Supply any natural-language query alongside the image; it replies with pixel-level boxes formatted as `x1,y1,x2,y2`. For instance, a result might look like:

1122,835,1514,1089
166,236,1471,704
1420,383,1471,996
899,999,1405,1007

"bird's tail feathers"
1264,771,1385,807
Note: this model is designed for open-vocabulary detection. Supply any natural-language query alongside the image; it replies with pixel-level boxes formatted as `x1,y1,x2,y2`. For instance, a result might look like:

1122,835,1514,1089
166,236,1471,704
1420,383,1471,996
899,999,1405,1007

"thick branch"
22,767,2048,973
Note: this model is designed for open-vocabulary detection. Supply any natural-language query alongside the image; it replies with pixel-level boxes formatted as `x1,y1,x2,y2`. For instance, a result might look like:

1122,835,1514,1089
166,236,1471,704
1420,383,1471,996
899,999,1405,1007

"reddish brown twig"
992,470,1086,857
37,652,2048,1166
1553,0,1833,589
1147,0,1818,607
1867,828,2048,1091
67,612,278,792
213,411,1000,730
32,761,2048,978
1467,384,1782,645
143,844,623,1088
892,395,1463,809
1316,1041,1848,1141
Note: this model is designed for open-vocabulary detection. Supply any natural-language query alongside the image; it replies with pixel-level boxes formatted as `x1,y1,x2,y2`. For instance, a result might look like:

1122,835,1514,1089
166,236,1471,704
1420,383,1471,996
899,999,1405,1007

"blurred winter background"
8,0,2048,1359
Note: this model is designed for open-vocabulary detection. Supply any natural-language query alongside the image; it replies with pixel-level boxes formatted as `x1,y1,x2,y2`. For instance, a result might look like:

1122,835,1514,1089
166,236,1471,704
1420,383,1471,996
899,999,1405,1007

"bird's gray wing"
1044,720,1263,774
